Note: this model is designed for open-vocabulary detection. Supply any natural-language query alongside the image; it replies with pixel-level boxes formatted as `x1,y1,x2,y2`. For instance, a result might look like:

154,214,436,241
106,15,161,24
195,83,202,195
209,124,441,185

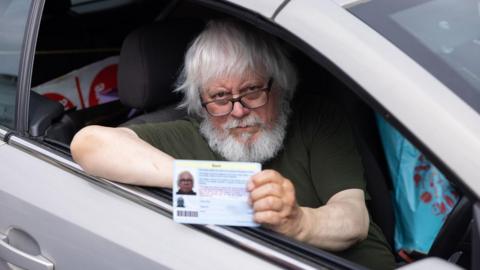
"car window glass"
0,0,31,129
348,0,480,115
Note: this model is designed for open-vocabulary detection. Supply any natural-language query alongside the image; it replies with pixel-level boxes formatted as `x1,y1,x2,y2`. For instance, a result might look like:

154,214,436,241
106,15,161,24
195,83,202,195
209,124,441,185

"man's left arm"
248,170,369,251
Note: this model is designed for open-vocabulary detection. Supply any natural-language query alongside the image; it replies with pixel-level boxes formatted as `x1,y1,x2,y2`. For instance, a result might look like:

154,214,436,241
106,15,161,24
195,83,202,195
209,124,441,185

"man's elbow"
338,223,368,250
71,125,104,172
356,222,369,242
340,207,369,248
328,223,369,252
350,209,370,243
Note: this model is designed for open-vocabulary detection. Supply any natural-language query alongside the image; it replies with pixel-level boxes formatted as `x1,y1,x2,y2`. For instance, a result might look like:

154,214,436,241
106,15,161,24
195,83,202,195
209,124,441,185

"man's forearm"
71,125,174,188
248,173,369,251
288,190,370,251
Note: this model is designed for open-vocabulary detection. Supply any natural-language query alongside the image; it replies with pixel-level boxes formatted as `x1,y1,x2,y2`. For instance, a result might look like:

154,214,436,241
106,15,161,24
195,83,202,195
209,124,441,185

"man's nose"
230,101,250,118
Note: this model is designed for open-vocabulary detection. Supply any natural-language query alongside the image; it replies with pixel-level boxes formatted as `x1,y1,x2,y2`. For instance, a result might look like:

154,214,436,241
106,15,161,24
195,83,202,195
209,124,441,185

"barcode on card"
177,210,199,217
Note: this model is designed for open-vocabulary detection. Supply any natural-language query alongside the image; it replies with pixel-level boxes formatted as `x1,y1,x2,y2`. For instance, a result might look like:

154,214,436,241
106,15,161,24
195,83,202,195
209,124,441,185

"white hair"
174,19,298,116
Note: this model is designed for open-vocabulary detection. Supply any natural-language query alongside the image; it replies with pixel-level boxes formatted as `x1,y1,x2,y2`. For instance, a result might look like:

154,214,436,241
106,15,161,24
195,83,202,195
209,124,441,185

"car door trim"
16,0,45,134
0,129,7,141
6,135,318,270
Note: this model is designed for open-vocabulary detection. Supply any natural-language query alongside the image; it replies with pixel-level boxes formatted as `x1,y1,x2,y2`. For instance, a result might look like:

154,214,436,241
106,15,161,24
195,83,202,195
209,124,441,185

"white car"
0,0,478,269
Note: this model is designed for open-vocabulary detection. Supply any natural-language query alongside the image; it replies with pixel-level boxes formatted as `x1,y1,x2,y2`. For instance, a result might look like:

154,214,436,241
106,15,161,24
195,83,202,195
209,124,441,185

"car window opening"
27,0,473,269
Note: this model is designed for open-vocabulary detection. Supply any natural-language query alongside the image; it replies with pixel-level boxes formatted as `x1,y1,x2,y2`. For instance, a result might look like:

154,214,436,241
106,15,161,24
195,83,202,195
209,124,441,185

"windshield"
348,0,480,114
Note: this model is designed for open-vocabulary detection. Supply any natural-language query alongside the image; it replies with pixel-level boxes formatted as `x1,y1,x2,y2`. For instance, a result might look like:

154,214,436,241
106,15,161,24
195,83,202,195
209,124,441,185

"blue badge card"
173,160,260,227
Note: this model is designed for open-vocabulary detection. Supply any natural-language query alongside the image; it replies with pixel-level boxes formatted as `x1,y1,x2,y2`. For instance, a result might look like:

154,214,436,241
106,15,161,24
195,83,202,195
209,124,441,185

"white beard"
199,102,290,163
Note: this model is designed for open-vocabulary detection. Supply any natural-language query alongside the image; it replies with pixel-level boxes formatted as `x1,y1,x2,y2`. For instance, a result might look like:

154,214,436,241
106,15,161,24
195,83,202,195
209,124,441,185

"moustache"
222,115,266,130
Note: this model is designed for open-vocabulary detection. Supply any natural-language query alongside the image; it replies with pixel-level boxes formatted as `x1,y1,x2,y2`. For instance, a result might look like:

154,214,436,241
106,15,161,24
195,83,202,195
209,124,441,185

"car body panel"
275,0,480,197
331,0,370,8
223,0,284,18
397,257,463,270
0,138,281,269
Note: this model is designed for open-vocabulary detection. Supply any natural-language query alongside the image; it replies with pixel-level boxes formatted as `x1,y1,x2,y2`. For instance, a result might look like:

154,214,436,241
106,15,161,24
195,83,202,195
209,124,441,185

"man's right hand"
247,170,305,238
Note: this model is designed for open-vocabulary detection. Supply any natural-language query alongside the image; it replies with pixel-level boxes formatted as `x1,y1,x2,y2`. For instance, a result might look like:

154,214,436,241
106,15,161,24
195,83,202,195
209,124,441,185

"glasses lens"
241,90,267,109
206,101,233,116
203,82,271,116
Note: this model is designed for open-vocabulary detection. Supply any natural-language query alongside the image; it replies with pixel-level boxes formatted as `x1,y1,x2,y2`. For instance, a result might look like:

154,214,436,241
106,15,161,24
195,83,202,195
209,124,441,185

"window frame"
15,0,45,135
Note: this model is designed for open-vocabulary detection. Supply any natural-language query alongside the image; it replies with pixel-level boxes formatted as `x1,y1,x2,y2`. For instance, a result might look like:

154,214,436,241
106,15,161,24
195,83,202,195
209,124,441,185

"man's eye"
246,85,261,92
211,91,229,99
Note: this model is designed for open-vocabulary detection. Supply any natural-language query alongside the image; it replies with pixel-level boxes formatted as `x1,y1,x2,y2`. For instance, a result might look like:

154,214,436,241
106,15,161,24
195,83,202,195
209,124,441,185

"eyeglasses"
201,78,273,117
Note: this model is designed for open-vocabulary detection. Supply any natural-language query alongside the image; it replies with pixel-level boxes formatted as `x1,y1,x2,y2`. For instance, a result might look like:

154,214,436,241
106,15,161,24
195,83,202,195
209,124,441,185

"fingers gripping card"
173,160,260,227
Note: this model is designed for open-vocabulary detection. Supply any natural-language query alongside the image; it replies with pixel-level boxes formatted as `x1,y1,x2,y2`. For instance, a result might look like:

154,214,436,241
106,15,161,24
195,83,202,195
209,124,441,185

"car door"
0,1,287,269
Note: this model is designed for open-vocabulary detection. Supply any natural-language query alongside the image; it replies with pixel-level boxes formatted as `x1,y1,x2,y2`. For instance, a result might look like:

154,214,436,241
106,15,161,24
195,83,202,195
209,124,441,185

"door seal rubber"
3,131,15,143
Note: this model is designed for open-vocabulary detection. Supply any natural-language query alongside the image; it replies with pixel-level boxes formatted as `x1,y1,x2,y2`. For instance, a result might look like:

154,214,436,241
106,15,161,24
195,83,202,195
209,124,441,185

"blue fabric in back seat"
376,115,459,254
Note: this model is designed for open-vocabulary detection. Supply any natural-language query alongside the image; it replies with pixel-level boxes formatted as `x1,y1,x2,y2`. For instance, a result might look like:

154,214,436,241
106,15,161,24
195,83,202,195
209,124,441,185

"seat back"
118,19,205,125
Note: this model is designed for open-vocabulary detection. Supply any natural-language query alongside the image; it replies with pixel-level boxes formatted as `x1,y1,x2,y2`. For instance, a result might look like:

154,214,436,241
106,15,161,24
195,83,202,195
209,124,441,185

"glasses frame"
201,78,273,117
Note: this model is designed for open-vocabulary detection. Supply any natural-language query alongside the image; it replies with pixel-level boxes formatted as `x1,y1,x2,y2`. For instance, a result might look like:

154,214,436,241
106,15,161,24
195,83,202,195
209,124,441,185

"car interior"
28,0,474,268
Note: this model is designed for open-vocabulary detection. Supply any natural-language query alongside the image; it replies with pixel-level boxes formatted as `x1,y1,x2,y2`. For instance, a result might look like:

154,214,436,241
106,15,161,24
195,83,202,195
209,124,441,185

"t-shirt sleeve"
128,120,218,160
304,98,366,203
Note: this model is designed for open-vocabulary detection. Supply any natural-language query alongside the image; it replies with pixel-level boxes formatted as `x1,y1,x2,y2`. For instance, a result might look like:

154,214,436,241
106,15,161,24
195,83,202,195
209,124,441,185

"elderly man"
176,171,196,195
71,20,394,269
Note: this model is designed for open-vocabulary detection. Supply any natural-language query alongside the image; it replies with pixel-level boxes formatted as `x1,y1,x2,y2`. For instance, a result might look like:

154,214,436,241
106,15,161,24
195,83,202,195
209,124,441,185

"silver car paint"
225,0,284,18
397,257,463,270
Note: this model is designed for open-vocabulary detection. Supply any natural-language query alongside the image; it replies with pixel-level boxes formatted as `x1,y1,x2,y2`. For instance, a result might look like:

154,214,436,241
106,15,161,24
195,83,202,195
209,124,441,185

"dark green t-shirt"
129,94,395,269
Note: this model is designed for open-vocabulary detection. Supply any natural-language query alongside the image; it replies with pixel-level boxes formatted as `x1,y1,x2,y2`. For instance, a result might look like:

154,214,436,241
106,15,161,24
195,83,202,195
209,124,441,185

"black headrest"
118,20,205,110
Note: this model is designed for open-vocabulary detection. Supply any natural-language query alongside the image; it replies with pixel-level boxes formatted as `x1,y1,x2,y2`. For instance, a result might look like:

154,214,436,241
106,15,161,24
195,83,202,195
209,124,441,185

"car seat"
42,19,205,148
33,0,133,148
117,19,205,126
